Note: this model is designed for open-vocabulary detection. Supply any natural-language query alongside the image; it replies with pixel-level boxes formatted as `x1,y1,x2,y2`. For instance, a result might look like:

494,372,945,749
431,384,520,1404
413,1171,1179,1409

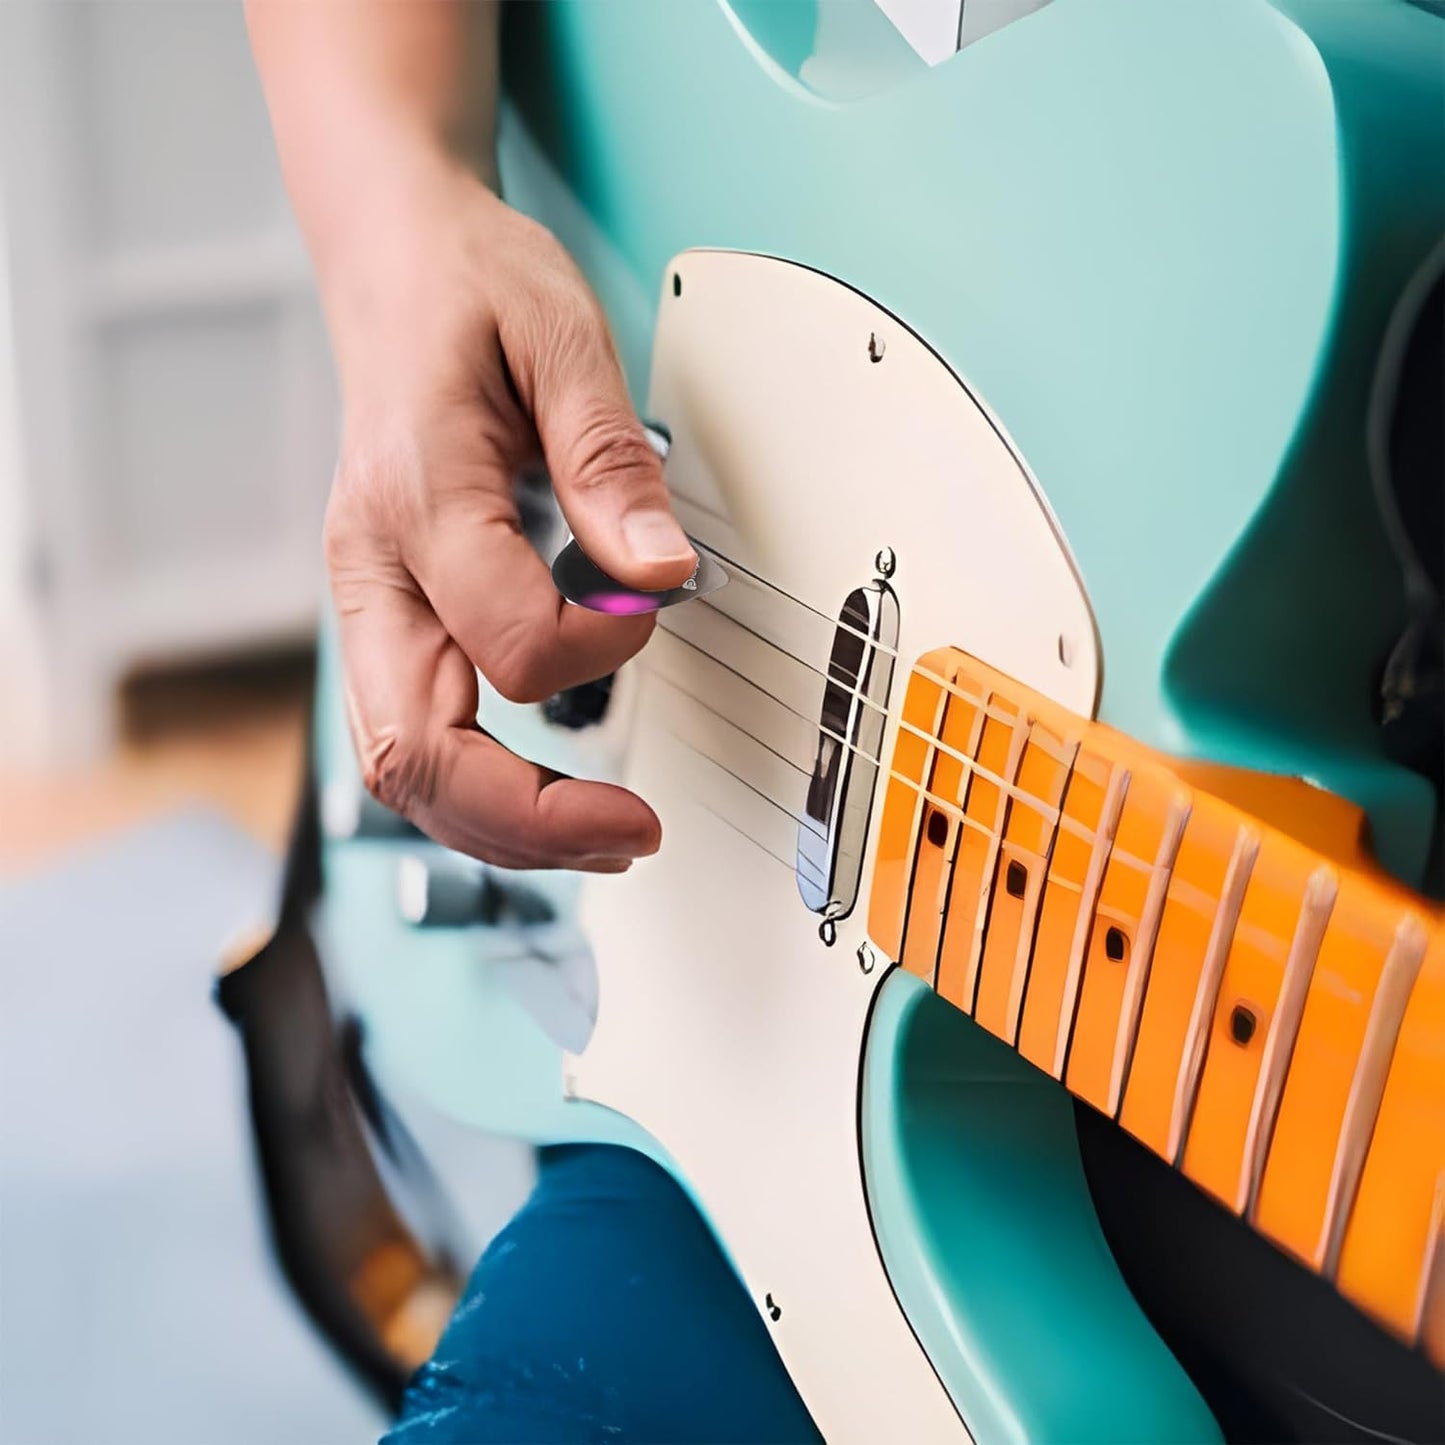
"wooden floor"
0,650,313,874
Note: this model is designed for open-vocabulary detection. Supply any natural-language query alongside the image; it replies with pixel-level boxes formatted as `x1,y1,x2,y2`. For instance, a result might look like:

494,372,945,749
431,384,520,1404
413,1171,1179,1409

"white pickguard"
571,252,1099,1441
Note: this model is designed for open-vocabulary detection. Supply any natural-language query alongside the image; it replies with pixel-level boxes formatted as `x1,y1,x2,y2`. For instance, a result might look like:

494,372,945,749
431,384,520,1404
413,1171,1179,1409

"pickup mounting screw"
819,917,837,948
874,546,896,579
867,332,885,363
857,942,876,974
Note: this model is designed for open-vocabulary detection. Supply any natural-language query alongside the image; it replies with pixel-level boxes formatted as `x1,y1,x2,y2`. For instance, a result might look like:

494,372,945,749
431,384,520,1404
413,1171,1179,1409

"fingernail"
584,856,634,874
622,509,694,566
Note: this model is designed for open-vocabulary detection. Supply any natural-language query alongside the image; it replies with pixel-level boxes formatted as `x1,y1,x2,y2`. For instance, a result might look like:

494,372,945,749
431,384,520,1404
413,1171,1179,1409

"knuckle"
321,490,359,571
501,260,602,398
333,433,428,524
485,638,550,706
562,404,659,498
356,724,440,817
324,433,433,577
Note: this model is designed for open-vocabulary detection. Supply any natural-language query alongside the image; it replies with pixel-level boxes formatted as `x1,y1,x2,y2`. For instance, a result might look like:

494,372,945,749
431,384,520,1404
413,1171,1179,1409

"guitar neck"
868,646,1444,1364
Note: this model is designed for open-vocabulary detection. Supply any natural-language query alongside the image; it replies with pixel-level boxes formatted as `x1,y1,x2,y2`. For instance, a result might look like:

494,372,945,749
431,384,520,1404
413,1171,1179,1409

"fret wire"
692,579,1038,757
1169,827,1261,1162
670,544,1096,829
1050,765,1132,1079
665,588,1091,839
894,674,957,977
690,538,1085,765
652,663,1112,892
672,543,1443,1295
886,768,1003,850
1242,867,1339,1218
1107,795,1194,1114
1320,914,1431,1279
693,542,1047,739
690,545,1078,791
679,537,1444,1300
960,708,1032,1014
651,631,1165,885
1005,743,1076,1049
894,717,1061,828
653,624,1098,854
691,562,1074,772
884,766,1158,875
910,663,1082,773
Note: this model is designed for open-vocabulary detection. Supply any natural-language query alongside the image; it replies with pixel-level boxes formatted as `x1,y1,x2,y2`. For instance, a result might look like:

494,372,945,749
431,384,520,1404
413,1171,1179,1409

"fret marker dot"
1230,1004,1257,1046
926,811,949,847
1104,926,1127,962
1005,860,1028,898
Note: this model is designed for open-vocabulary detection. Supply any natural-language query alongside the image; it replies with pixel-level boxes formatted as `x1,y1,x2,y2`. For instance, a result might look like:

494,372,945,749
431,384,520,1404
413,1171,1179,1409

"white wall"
0,1,337,767
0,172,51,764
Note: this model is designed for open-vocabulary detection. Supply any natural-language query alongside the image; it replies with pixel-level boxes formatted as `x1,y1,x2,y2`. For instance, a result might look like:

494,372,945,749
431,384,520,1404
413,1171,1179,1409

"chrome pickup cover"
796,583,899,920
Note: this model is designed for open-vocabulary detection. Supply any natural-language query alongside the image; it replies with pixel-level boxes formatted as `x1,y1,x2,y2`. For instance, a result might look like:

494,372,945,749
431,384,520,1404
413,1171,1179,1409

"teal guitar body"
311,2,1445,1439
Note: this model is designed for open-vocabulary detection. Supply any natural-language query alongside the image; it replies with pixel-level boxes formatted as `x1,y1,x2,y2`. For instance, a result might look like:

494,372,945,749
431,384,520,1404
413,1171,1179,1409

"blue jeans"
384,1144,822,1444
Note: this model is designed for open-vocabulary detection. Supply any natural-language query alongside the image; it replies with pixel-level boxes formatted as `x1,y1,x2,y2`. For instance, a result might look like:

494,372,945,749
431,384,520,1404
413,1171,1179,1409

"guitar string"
650,536,1159,874
695,797,800,877
690,582,1033,758
675,553,1083,797
693,537,1040,720
686,538,1087,800
663,529,1401,1258
649,665,1158,882
659,608,991,800
672,601,1069,834
694,538,899,655
648,629,1098,859
648,627,1136,863
675,678,1386,1292
690,584,1071,804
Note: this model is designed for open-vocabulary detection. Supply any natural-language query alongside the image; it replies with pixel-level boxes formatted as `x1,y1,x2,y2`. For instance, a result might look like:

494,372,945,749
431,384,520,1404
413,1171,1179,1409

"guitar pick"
551,536,727,614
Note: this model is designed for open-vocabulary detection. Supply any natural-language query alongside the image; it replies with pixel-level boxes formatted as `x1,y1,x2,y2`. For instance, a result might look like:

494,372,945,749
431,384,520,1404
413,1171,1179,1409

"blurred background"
0,0,328,791
0,6,525,1441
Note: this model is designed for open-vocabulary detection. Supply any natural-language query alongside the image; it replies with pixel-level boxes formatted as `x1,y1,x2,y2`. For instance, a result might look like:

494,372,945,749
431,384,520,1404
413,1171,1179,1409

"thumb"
515,304,696,592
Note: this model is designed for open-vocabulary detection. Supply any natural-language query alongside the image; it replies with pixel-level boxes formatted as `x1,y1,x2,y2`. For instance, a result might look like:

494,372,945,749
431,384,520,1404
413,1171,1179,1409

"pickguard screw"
857,942,876,975
765,1293,782,1322
1057,634,1074,667
874,546,896,579
867,332,885,363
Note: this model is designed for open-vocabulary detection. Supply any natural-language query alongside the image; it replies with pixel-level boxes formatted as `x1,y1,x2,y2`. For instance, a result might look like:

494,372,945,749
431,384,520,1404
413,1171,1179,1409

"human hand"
319,152,695,870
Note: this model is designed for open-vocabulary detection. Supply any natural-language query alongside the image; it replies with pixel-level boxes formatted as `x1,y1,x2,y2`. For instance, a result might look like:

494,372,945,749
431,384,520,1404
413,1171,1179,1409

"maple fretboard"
869,646,1444,1364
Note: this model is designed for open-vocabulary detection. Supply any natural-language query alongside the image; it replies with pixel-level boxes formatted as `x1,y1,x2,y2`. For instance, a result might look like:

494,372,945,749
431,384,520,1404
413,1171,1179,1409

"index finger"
335,570,661,867
412,482,659,705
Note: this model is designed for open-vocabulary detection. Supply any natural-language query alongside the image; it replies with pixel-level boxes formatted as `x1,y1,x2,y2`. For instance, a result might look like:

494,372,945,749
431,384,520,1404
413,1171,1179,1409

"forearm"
247,2,690,873
246,0,503,401
245,1,499,276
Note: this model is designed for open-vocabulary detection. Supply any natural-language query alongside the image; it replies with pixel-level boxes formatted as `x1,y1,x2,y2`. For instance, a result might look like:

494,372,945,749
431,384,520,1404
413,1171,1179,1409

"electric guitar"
309,1,1445,1439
